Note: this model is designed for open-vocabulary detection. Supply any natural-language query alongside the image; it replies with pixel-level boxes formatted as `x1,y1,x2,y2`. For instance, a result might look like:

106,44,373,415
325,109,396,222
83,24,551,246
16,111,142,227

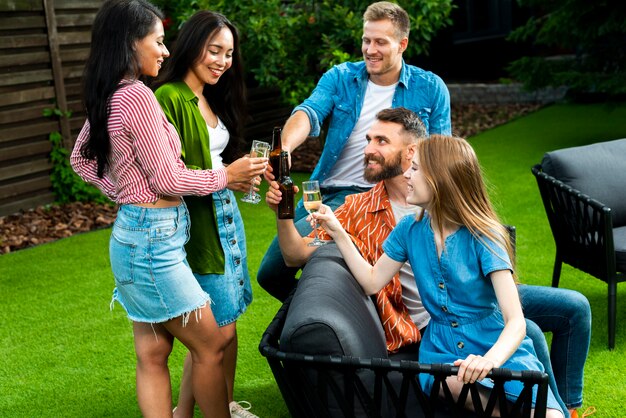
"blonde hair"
363,1,410,40
416,135,516,274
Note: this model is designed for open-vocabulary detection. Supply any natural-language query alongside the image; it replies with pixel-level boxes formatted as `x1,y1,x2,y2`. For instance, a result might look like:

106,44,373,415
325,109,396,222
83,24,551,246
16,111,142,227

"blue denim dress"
193,189,252,326
383,215,561,412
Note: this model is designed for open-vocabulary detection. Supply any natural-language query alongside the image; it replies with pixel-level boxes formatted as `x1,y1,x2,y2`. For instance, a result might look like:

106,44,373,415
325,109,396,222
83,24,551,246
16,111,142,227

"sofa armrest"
279,242,388,359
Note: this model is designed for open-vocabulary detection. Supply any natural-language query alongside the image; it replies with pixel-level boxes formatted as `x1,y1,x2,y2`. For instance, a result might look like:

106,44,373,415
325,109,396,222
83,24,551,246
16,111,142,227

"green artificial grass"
1,102,626,416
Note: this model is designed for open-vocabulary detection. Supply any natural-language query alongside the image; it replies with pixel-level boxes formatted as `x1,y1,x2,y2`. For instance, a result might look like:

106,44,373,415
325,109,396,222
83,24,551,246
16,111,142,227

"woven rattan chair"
532,138,626,349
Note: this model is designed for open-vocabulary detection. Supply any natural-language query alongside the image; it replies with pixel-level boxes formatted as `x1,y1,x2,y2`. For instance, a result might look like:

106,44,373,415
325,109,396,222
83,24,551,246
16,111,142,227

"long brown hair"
417,135,516,273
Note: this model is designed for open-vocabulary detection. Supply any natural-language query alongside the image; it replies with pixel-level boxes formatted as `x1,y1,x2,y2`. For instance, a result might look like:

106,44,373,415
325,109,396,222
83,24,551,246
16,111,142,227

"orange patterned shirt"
316,182,421,352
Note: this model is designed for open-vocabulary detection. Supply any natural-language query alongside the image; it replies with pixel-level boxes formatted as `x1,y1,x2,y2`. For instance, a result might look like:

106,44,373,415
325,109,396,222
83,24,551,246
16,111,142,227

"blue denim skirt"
194,189,252,327
109,202,210,324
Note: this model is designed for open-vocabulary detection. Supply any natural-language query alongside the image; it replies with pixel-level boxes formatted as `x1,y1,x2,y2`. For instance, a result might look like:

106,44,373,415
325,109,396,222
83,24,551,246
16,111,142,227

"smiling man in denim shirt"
258,1,451,301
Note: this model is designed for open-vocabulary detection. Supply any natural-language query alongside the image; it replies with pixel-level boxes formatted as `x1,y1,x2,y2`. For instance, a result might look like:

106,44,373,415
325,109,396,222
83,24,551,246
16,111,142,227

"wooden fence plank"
62,64,83,79
0,69,53,87
59,47,89,62
58,31,91,45
69,117,85,131
0,16,46,30
0,104,50,124
56,0,102,10
0,0,43,12
0,176,51,199
0,141,51,162
0,86,55,107
56,12,96,27
0,51,51,68
0,159,51,182
0,121,57,143
0,34,48,48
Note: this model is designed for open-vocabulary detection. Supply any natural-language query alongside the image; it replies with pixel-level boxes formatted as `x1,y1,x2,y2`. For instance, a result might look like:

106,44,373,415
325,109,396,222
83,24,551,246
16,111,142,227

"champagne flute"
302,180,327,247
241,140,271,204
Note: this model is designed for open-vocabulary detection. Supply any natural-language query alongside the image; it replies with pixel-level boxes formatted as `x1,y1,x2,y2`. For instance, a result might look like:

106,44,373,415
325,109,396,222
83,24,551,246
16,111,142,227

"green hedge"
154,0,452,105
508,0,626,97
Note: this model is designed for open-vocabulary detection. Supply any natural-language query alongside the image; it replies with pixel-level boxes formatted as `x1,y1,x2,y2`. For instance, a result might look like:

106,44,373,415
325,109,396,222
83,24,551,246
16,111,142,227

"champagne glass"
302,180,327,247
241,140,271,204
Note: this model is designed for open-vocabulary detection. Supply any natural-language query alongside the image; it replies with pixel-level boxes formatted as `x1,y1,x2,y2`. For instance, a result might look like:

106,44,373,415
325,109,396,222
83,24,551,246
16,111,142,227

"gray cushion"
280,242,387,358
541,138,626,226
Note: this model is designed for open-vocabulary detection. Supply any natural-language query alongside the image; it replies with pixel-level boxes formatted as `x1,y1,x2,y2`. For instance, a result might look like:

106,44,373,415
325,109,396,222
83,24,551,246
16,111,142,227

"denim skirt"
109,202,210,324
193,189,252,327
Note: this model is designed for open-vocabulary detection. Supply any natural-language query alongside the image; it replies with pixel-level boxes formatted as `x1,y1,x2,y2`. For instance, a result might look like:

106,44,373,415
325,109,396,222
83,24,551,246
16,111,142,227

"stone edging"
447,82,568,105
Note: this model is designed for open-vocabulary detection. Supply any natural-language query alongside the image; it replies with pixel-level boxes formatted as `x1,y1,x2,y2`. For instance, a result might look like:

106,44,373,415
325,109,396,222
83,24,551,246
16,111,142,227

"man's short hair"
375,107,426,142
363,1,410,40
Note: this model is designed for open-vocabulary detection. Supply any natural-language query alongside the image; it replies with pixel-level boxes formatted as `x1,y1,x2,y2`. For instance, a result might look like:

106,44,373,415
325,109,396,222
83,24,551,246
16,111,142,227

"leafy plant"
507,0,626,97
153,0,453,105
45,109,111,205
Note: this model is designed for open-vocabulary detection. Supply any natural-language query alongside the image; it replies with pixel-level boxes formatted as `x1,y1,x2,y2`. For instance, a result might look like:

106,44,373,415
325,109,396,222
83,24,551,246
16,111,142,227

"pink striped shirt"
71,81,227,204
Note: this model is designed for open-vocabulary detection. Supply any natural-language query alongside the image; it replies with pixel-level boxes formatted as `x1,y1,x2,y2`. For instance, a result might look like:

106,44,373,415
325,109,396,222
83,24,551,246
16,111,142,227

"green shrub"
507,0,626,96
45,108,111,205
154,0,453,105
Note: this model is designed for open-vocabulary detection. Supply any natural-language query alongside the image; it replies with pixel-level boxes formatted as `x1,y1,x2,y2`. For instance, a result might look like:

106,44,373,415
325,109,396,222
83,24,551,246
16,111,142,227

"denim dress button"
451,321,458,327
441,305,448,312
227,217,233,224
235,259,240,265
230,239,236,245
438,282,445,289
457,341,464,349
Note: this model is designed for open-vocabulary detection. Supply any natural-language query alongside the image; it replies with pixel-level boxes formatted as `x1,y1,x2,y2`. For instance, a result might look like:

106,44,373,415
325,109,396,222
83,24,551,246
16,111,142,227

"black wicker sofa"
259,244,549,418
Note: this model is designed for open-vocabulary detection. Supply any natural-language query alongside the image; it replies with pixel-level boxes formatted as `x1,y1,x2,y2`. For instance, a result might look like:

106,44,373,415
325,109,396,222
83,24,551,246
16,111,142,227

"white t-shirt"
322,80,397,188
208,117,229,169
390,200,430,330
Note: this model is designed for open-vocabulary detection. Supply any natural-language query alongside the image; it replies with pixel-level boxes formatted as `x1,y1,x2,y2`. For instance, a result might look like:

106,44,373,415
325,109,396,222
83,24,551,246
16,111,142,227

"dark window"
452,0,513,44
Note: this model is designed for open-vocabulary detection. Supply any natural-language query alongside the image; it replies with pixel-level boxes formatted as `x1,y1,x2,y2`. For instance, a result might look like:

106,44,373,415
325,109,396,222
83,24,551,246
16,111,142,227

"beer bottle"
277,151,295,219
269,126,283,179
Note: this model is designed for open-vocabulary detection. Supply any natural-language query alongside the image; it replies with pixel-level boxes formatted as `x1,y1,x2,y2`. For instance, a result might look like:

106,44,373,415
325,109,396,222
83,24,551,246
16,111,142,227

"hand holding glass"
302,180,327,247
241,140,271,204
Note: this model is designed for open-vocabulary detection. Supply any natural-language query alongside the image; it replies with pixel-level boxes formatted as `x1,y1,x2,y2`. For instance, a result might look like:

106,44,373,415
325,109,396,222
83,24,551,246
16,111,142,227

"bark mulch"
0,103,541,254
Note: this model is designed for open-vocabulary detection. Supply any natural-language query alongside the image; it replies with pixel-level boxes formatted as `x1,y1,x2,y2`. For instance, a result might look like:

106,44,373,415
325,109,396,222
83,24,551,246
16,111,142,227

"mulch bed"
0,103,541,254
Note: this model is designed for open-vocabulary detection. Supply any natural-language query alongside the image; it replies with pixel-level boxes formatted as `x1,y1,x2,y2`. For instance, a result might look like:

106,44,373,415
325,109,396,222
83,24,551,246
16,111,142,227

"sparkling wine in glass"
241,140,271,204
302,180,327,247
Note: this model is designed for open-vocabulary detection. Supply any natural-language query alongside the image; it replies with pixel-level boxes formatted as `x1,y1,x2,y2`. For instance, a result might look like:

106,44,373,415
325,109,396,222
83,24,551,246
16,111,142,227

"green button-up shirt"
155,81,225,274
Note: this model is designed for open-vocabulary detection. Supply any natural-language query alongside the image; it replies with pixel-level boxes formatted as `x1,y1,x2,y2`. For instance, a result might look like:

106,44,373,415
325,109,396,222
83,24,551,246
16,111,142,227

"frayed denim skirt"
110,202,210,324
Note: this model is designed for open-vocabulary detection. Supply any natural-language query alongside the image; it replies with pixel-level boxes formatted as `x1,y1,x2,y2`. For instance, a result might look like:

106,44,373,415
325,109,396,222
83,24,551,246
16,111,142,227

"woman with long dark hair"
153,11,258,418
70,1,266,416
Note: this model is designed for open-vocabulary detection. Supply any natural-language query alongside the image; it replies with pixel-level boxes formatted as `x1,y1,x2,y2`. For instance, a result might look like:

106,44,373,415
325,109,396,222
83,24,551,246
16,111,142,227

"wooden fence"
0,0,292,217
0,0,100,216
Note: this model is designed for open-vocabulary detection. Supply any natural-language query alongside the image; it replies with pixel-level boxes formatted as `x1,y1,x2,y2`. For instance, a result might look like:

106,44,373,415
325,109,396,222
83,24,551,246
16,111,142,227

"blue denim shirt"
293,60,451,183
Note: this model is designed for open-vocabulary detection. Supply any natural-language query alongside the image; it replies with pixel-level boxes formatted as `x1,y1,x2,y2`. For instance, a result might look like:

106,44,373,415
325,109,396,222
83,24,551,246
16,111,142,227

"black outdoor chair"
259,243,549,418
532,138,626,349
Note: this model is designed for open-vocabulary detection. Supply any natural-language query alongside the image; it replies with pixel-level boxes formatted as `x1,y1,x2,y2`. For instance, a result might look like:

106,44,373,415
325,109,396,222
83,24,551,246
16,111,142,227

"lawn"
1,102,626,417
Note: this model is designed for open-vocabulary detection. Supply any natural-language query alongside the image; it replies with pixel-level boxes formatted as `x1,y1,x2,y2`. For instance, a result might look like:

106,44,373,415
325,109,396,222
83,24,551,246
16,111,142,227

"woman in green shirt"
154,11,259,418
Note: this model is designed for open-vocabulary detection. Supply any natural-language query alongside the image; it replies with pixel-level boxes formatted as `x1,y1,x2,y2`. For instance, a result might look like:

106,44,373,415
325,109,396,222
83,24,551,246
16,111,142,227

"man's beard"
363,151,403,183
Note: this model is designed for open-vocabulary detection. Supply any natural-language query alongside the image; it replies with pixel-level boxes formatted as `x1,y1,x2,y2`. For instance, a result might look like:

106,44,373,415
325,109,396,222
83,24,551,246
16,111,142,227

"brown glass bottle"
277,151,295,219
269,126,283,179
